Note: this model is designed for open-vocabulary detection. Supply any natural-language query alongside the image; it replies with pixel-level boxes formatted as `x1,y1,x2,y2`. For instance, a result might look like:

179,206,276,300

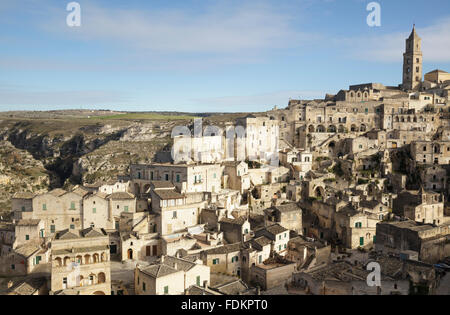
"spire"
409,24,420,40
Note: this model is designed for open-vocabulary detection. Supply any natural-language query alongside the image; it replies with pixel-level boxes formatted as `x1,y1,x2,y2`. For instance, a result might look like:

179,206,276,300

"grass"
92,113,198,121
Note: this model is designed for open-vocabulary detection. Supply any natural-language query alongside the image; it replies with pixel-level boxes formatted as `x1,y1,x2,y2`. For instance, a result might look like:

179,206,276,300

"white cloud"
40,1,318,58
341,17,450,63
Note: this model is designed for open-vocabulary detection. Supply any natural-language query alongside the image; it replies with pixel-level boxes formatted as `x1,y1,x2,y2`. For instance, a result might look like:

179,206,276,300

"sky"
0,0,449,113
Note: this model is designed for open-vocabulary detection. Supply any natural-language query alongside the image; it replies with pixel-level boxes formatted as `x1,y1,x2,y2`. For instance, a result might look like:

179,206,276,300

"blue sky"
0,0,449,112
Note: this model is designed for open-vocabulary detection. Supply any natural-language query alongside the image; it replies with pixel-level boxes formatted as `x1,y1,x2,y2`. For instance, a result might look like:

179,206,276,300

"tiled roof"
49,189,67,197
251,236,272,248
14,244,41,258
52,244,108,255
359,200,381,209
108,192,135,200
212,280,249,295
16,219,41,226
219,216,247,226
8,278,46,295
264,224,288,236
12,192,35,199
204,243,242,255
55,229,79,240
140,264,180,278
72,186,91,197
274,203,302,213
153,189,184,200
161,256,197,272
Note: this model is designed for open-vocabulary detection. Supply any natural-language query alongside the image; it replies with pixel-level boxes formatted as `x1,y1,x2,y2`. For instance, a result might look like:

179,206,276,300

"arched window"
84,254,91,264
98,272,106,284
55,257,62,267
64,257,71,266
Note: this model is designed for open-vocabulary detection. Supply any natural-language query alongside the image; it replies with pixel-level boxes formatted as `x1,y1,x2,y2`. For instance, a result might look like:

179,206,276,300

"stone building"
375,220,450,264
11,192,34,221
134,255,210,295
264,203,303,234
50,228,111,295
393,189,445,225
130,163,222,194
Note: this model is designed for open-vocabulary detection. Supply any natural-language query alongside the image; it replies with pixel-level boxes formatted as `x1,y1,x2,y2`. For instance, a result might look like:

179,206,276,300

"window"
173,211,177,219
124,206,129,212
196,276,201,286
142,282,146,291
70,224,75,230
176,174,180,183
50,225,55,233
42,204,47,211
360,237,364,246
25,235,29,241
213,258,219,265
164,286,169,294
70,202,76,210
93,208,96,214
11,264,15,270
21,206,25,211
259,255,262,264
165,174,169,181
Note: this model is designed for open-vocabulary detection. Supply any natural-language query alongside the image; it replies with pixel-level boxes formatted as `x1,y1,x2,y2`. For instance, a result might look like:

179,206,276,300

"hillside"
0,110,250,217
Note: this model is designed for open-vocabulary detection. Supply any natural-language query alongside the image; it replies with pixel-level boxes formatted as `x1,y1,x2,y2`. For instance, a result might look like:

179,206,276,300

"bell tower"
402,25,423,91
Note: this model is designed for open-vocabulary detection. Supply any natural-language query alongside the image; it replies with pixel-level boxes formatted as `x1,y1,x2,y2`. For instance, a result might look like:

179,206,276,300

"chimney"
256,286,261,295
161,255,165,263
174,262,178,270
203,280,209,288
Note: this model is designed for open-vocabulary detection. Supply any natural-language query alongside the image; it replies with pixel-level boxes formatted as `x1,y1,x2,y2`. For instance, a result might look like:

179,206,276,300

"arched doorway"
127,248,133,260
314,186,325,199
